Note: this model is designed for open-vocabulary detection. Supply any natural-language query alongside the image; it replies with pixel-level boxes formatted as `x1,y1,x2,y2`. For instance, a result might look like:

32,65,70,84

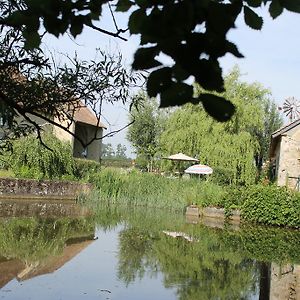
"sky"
42,4,300,157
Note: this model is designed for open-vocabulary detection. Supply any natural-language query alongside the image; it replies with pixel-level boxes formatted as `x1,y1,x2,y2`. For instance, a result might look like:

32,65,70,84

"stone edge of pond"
0,177,92,201
186,205,241,229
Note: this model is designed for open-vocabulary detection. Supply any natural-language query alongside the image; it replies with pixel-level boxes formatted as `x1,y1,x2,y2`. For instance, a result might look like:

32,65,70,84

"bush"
211,167,236,185
74,158,101,181
10,133,75,180
241,184,300,227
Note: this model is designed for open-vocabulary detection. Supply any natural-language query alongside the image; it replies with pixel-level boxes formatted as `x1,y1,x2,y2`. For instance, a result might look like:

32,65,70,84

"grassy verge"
88,168,227,212
86,168,300,228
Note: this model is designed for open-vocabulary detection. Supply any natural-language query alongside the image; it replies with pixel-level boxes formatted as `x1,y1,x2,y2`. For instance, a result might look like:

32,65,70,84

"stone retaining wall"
0,178,92,198
0,199,91,218
186,205,241,225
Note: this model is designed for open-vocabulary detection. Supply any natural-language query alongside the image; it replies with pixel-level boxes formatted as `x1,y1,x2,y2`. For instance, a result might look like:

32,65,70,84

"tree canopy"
159,68,282,184
127,93,167,171
0,0,298,124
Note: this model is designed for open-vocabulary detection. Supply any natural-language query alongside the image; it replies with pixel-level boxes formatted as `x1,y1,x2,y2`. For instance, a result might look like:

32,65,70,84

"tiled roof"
73,104,107,129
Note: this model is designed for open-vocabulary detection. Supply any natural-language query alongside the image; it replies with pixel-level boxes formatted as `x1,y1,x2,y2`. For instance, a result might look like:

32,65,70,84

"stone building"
270,263,300,300
53,103,107,162
269,119,300,189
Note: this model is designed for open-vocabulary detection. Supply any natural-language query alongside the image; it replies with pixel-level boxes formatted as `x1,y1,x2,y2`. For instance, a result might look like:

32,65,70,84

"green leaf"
269,0,283,18
128,9,146,34
199,94,235,122
146,67,172,97
159,83,193,108
116,0,133,12
246,0,262,7
70,21,83,38
244,6,263,30
132,47,162,70
23,29,41,49
226,41,244,58
280,0,300,13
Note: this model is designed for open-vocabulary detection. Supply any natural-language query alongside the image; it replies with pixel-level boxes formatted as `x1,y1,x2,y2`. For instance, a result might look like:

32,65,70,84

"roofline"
75,119,107,129
271,119,300,139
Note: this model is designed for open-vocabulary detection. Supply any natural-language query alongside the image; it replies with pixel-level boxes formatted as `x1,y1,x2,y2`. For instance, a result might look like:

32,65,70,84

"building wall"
276,134,300,188
52,116,75,146
270,263,300,300
73,123,103,162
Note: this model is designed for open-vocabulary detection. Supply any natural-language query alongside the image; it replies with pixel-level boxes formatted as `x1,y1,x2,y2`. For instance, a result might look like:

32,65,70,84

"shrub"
241,184,300,227
74,158,101,181
10,133,75,180
211,167,236,185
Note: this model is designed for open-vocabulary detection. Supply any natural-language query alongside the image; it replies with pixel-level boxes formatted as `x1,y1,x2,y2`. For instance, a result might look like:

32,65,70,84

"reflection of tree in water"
117,226,259,299
0,217,95,263
118,227,156,285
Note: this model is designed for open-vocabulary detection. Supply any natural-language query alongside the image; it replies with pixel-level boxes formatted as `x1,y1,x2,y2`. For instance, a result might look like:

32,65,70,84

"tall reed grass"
87,169,227,211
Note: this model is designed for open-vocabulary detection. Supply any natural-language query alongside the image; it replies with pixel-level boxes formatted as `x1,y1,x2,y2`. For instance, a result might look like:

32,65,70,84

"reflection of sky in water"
1,225,177,300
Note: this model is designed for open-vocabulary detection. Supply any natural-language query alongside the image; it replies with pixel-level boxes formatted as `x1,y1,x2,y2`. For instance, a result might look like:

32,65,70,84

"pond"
0,205,299,300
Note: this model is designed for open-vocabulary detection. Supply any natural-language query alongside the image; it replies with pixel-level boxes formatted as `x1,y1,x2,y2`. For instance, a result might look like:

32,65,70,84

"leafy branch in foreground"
0,0,297,121
0,27,138,149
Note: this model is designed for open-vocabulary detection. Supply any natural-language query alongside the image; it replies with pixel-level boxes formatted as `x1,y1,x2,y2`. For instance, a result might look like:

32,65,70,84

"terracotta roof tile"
73,104,107,129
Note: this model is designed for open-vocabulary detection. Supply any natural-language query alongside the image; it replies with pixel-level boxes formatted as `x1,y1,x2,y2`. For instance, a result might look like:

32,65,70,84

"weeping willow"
158,68,282,185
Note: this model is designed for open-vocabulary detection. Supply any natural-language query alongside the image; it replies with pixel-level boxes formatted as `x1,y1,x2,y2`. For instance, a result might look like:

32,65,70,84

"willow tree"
127,93,167,171
159,68,282,185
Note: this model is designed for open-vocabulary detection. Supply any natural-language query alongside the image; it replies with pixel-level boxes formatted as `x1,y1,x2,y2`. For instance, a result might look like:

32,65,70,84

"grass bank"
86,169,300,228
88,169,226,212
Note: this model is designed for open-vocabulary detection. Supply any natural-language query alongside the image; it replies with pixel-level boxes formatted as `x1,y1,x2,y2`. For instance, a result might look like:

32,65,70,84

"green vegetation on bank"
85,169,300,228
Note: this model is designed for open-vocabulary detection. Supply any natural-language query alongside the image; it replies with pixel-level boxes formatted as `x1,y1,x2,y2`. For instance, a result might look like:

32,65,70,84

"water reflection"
0,205,299,299
0,216,96,288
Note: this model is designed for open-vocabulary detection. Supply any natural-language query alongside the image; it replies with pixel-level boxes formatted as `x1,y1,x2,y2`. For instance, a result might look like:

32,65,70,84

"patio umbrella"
184,164,213,175
163,153,199,162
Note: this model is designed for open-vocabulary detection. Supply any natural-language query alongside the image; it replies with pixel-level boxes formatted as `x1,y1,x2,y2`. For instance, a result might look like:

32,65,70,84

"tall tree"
160,68,282,185
127,93,166,171
115,143,127,159
101,143,115,159
0,0,298,122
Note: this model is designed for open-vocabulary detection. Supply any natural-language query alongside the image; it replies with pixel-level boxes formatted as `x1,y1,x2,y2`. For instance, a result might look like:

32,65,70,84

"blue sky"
43,5,300,157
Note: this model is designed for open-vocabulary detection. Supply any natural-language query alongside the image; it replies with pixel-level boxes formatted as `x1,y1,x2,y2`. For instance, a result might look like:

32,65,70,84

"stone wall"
0,178,92,198
277,135,300,188
0,200,91,217
270,263,300,300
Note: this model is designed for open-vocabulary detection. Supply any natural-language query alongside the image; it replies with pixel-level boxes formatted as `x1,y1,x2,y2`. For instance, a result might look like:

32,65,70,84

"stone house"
269,119,300,189
53,103,107,162
1,103,106,162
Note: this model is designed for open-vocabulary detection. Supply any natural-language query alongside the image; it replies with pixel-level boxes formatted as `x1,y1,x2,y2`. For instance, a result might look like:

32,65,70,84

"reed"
87,169,227,211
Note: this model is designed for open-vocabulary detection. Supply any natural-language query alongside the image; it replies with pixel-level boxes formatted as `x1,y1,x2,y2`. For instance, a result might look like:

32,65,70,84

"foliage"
10,133,75,180
127,93,167,171
1,0,297,121
74,158,102,181
160,104,258,185
159,68,282,185
115,143,127,159
87,168,227,211
0,216,95,263
101,143,115,159
241,184,300,227
101,143,128,159
0,18,135,149
101,158,133,169
87,169,300,228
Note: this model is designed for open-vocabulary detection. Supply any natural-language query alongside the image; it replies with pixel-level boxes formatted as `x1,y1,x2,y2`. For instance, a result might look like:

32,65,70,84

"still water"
0,206,299,300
